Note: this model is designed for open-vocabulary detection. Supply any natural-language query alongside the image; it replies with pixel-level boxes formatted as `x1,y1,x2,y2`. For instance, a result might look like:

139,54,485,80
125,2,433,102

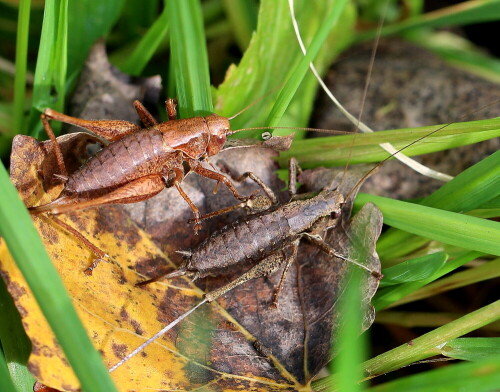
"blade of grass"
31,0,58,114
374,251,482,311
377,149,500,259
13,0,31,137
357,0,500,42
266,0,349,127
66,0,126,77
29,0,68,140
168,0,213,117
0,351,18,392
53,0,67,108
29,0,126,137
330,271,367,392
356,194,500,256
441,337,500,361
116,4,169,76
32,0,68,114
313,300,500,391
277,118,500,167
0,277,34,392
0,163,117,392
392,256,500,306
215,0,355,137
222,0,257,51
376,311,500,331
379,252,447,287
367,355,500,392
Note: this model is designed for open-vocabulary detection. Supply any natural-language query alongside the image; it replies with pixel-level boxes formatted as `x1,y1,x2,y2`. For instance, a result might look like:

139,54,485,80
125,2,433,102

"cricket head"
205,114,231,156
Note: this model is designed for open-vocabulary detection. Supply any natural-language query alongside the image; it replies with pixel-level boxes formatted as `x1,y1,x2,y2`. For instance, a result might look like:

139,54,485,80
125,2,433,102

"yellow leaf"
0,134,304,391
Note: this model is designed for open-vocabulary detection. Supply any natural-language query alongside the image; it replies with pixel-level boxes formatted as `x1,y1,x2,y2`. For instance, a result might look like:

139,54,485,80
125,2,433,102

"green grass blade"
330,271,367,392
356,194,500,256
116,5,169,75
13,0,31,137
377,150,500,259
53,0,68,106
357,0,500,42
222,0,257,50
367,355,500,392
379,252,447,287
29,0,68,139
278,118,500,167
31,0,60,113
314,300,500,391
393,256,500,306
215,0,355,136
407,30,500,83
266,0,349,128
0,163,117,392
420,149,500,211
441,338,500,361
66,0,126,77
0,351,18,392
168,0,212,117
365,300,500,377
374,251,481,311
29,0,126,136
0,277,34,392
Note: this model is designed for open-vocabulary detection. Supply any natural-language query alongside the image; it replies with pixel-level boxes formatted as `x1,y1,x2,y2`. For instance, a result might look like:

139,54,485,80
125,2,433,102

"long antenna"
227,83,286,120
228,125,351,135
287,0,453,182
337,0,388,193
109,299,207,372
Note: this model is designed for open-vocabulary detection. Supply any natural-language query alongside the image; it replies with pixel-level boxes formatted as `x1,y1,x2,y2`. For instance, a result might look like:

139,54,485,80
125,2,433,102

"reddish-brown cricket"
29,99,253,233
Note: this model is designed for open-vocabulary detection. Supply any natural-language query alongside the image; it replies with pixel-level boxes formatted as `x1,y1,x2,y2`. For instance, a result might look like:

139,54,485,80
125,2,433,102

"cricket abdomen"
186,210,291,278
65,128,178,195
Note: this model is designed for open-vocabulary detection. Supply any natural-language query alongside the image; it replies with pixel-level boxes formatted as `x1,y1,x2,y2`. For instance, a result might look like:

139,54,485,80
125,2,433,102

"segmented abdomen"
187,209,292,277
65,128,173,194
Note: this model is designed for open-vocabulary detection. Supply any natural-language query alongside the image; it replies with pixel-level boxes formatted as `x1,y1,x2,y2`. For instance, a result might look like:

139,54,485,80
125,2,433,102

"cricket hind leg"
31,175,167,274
29,175,166,215
43,108,141,142
204,251,288,303
271,240,300,307
47,215,111,276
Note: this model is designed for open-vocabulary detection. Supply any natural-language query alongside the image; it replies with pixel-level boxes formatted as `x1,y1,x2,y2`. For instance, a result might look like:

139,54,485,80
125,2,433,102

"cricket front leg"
189,160,249,202
187,169,278,224
169,169,203,233
44,108,141,142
